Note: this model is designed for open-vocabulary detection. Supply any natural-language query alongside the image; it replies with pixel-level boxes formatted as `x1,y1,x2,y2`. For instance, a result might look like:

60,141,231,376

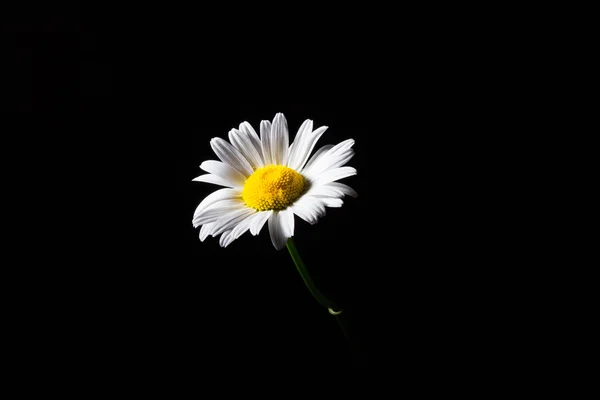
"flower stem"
285,238,350,340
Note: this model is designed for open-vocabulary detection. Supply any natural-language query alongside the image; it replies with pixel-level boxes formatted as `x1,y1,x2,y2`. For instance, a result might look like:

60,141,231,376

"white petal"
311,166,357,185
328,149,355,169
219,230,236,248
286,119,313,170
327,139,355,156
319,197,343,208
196,199,245,215
268,211,288,250
303,150,355,180
303,139,355,178
270,113,289,165
211,207,256,237
249,210,272,235
192,174,241,189
193,188,241,219
200,160,246,187
326,182,358,198
239,122,263,158
279,208,295,238
231,211,263,240
301,144,334,172
210,137,254,177
260,120,273,165
199,223,214,241
228,129,264,170
290,203,318,224
193,200,246,226
271,113,290,165
193,208,233,228
294,126,328,171
293,196,326,220
304,185,345,198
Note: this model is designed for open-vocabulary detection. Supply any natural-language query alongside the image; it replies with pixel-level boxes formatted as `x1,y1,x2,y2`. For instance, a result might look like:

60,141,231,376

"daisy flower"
192,113,357,250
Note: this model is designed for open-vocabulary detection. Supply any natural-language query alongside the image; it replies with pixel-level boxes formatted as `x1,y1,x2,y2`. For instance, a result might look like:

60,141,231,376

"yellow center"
242,165,305,211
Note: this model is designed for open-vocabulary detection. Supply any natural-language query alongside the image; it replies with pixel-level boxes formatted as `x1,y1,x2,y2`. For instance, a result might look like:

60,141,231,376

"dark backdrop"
9,10,514,371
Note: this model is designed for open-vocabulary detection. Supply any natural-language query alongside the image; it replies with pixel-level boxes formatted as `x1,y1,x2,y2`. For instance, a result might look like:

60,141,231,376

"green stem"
286,238,336,309
286,238,350,341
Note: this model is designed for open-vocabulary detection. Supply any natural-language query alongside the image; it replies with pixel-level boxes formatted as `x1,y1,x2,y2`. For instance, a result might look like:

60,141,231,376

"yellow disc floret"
242,164,305,211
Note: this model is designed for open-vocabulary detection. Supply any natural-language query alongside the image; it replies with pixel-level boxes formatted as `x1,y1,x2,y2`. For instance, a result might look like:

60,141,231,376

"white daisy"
192,113,357,250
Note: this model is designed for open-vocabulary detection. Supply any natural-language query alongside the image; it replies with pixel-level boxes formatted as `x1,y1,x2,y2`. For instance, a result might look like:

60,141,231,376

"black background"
8,7,521,371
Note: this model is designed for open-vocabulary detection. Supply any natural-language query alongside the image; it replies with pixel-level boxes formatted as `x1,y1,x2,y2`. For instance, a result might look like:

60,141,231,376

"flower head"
192,113,357,250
